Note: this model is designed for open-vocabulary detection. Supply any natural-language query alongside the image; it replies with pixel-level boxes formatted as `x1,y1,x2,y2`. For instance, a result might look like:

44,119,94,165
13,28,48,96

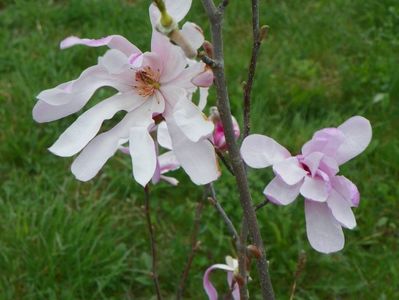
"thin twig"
289,251,307,300
243,0,264,139
198,51,221,68
144,186,163,300
254,199,269,211
216,148,235,176
176,198,205,300
201,1,275,299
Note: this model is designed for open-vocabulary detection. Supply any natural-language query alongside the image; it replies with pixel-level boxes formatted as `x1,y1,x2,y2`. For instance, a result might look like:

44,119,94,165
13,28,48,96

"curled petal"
60,35,141,56
305,201,345,254
158,151,180,173
273,157,307,185
332,176,360,207
203,264,235,300
192,69,214,88
241,134,291,169
336,116,372,165
264,176,302,205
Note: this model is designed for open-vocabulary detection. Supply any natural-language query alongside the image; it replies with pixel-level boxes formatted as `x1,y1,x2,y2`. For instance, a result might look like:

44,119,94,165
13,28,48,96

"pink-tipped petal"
273,157,307,185
332,176,360,207
264,176,302,205
158,151,180,174
327,189,357,229
241,134,291,169
300,176,329,202
49,91,145,157
336,116,372,165
192,69,214,88
305,201,345,254
203,264,234,300
173,98,214,142
60,35,141,56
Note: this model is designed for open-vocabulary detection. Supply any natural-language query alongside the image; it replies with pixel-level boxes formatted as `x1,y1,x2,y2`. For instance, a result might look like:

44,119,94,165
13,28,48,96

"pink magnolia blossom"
209,107,240,151
203,256,240,300
241,116,372,253
33,29,220,187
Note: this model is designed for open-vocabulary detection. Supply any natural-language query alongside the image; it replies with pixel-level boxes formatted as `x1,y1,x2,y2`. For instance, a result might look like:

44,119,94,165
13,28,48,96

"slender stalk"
144,186,163,300
289,251,307,300
201,1,275,299
176,198,205,300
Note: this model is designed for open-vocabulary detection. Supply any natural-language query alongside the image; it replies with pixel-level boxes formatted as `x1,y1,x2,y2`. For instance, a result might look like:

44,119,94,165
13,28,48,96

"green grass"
1,0,398,299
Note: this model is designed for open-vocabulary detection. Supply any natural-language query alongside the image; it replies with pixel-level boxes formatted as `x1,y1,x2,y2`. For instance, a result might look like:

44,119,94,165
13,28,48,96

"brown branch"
289,251,307,300
201,1,275,299
215,148,235,176
176,198,205,300
144,186,163,300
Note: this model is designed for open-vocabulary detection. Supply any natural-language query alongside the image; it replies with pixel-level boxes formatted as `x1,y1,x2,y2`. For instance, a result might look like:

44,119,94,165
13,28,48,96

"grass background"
0,0,398,299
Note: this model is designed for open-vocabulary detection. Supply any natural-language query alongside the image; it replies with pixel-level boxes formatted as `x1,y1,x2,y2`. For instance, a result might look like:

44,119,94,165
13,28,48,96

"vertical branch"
289,251,307,300
201,1,275,299
144,186,163,300
176,197,205,300
243,0,264,139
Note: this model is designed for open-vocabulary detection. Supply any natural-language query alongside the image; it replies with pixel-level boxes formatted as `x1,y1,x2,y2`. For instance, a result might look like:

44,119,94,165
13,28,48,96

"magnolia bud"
247,245,262,259
202,40,214,58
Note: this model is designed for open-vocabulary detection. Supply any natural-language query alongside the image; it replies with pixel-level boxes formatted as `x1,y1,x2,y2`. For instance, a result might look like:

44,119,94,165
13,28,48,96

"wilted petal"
241,134,291,169
332,175,360,207
273,157,307,185
60,35,141,56
264,176,302,205
166,117,220,185
327,189,357,229
300,176,329,202
336,116,372,165
49,91,145,157
203,264,234,300
305,201,345,254
173,98,214,142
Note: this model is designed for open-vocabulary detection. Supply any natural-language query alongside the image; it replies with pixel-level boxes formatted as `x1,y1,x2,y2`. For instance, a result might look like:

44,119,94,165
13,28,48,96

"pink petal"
180,22,205,51
203,264,234,300
303,152,324,177
327,189,357,229
129,126,157,187
173,98,214,142
98,49,129,74
60,35,141,56
241,134,291,169
336,116,372,165
273,157,307,185
192,69,214,87
318,155,339,177
264,176,302,205
332,176,360,207
166,116,220,185
158,151,180,173
305,201,345,253
227,272,240,300
49,91,145,157
302,128,345,158
300,176,329,202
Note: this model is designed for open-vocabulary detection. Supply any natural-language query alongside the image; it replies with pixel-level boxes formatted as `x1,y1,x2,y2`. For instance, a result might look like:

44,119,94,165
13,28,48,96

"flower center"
133,66,160,97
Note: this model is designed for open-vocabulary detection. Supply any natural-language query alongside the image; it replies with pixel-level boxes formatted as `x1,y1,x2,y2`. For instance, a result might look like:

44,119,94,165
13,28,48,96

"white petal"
198,87,209,111
129,127,157,187
173,98,214,142
264,176,302,205
331,175,360,207
327,189,357,229
300,176,329,202
336,116,372,165
98,49,129,74
166,117,220,185
165,0,192,22
49,92,144,157
158,151,180,173
305,201,344,254
273,157,307,185
240,134,291,169
180,22,204,50
157,122,173,150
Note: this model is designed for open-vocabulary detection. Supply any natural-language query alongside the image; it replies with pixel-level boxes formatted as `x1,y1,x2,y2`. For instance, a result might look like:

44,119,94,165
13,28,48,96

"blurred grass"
0,0,398,299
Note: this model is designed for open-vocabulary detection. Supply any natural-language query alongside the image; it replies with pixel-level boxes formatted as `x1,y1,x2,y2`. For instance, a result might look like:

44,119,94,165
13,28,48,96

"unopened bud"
168,29,197,59
233,273,246,287
202,40,214,58
259,25,270,42
247,245,262,259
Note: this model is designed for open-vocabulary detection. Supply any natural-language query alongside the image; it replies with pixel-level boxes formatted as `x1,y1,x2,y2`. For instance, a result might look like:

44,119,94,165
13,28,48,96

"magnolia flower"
33,30,220,187
209,106,240,151
241,116,372,253
203,256,240,300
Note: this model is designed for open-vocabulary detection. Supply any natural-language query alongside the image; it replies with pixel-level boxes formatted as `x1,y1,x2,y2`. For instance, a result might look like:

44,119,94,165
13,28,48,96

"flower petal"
332,175,360,207
241,134,291,169
300,176,329,202
302,128,345,158
192,69,214,88
327,189,357,229
181,22,205,51
305,201,345,254
173,98,214,142
264,176,302,205
158,151,180,173
49,91,145,157
303,152,324,177
129,127,157,187
60,35,141,56
157,122,173,150
336,116,372,165
98,49,129,74
273,157,307,185
227,272,240,300
203,264,234,300
166,117,220,185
